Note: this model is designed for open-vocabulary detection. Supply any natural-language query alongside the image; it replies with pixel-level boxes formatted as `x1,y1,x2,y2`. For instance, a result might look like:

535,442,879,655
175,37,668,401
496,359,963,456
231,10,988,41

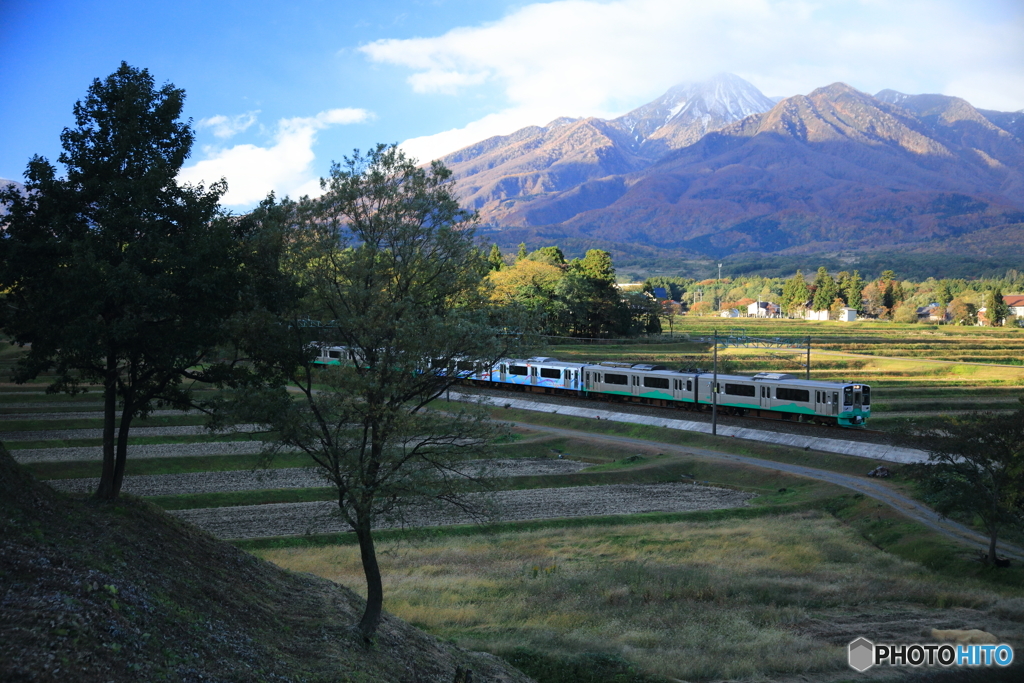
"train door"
631,374,640,396
759,384,772,409
832,391,839,415
814,390,825,416
530,366,538,386
564,370,572,390
499,363,506,382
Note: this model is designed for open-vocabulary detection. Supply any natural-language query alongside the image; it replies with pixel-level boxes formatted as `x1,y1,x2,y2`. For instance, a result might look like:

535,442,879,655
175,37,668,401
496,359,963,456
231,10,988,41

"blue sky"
2,0,1022,209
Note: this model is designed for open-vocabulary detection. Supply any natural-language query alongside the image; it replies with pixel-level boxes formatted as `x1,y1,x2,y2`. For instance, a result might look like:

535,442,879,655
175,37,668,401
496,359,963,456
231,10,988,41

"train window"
457,361,476,371
531,367,538,376
776,387,810,402
686,380,692,392
540,367,561,379
604,373,628,385
862,386,871,405
509,365,528,376
644,377,670,389
328,350,341,359
725,383,755,397
500,364,507,373
844,387,853,405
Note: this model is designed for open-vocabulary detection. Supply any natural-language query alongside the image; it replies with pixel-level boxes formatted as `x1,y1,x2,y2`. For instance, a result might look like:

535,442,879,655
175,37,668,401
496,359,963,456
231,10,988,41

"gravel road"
170,482,754,539
510,420,1024,562
47,458,591,496
9,440,286,463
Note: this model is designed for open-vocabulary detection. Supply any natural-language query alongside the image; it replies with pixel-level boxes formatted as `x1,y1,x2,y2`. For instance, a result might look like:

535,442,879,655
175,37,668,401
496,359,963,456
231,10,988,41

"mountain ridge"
439,75,1024,264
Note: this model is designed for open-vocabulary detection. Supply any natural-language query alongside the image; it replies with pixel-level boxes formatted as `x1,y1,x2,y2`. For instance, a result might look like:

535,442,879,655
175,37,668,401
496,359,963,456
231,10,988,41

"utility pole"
806,335,811,380
712,329,718,436
717,263,722,310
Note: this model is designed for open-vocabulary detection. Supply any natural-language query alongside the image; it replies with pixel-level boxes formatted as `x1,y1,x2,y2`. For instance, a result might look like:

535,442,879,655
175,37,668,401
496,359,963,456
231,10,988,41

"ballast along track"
456,384,891,445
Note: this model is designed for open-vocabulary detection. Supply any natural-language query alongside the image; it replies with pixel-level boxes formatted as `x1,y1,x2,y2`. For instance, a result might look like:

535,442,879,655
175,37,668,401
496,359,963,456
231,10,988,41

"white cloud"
179,108,373,207
361,0,1024,161
197,111,259,139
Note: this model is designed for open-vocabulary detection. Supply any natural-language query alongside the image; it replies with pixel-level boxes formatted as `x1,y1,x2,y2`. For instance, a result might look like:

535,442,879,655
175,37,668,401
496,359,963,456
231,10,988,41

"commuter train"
314,347,871,428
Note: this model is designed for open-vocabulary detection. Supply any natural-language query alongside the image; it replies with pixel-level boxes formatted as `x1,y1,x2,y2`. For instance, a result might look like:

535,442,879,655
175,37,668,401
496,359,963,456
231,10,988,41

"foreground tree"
0,63,290,500
237,145,529,641
904,404,1024,565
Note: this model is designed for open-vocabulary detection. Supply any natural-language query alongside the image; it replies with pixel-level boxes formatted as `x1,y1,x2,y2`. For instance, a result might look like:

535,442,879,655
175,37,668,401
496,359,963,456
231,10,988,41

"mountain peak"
614,72,775,154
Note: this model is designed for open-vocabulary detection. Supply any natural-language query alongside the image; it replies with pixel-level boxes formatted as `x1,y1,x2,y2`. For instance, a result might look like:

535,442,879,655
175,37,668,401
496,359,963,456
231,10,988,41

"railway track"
458,383,892,444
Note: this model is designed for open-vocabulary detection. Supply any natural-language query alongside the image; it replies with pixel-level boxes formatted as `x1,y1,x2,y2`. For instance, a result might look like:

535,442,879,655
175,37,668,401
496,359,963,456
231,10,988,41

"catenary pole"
712,329,718,436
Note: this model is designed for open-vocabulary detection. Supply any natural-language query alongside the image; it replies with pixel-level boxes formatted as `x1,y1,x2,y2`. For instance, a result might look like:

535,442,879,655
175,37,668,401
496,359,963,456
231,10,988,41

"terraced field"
546,318,1024,428
0,343,757,542
7,340,1024,682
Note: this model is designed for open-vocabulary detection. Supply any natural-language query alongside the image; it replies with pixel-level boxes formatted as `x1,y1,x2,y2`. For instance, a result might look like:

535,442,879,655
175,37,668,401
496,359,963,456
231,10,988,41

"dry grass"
257,511,1024,681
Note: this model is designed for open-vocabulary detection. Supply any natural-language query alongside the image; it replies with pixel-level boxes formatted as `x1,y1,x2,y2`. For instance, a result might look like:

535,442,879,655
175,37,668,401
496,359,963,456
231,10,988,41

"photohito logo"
848,637,1014,672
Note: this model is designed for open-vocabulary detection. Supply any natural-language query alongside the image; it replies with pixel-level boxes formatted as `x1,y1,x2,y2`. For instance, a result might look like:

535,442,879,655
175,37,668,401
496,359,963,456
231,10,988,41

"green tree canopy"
487,243,504,271
0,63,291,500
844,270,865,311
781,271,810,316
905,405,1024,565
526,245,566,266
811,267,838,311
985,287,1008,326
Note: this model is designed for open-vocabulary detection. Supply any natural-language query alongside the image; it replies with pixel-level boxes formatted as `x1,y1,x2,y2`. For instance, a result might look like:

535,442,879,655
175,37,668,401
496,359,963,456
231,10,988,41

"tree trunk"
111,402,134,497
988,528,999,565
354,516,384,641
95,352,118,500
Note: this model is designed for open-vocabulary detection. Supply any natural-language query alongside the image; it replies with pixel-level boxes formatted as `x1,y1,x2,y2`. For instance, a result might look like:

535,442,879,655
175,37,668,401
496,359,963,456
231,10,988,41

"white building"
747,301,780,318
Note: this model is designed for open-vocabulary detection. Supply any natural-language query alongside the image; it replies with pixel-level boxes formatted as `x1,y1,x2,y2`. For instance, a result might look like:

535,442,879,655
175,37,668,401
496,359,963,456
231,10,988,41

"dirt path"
170,482,755,539
509,421,1024,562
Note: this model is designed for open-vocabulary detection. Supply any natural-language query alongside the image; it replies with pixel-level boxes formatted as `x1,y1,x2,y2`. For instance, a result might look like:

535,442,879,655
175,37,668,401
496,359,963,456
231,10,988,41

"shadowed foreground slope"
0,445,531,683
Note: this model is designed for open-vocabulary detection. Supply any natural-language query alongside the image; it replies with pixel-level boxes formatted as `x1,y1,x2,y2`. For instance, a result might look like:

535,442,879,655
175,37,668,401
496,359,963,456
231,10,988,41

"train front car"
839,383,871,427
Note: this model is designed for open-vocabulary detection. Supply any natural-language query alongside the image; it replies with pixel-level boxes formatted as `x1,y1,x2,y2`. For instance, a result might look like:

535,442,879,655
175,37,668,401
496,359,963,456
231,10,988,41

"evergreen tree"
0,63,292,500
487,243,504,271
811,266,838,311
516,242,528,262
845,270,866,311
985,288,1009,326
781,270,810,316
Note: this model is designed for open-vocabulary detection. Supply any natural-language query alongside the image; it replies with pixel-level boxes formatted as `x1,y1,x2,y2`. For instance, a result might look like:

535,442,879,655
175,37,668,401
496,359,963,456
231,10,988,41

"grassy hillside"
0,445,532,683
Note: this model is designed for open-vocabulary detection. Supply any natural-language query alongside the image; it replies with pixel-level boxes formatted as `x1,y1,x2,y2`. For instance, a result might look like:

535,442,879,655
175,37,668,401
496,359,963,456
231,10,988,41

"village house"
747,301,780,318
